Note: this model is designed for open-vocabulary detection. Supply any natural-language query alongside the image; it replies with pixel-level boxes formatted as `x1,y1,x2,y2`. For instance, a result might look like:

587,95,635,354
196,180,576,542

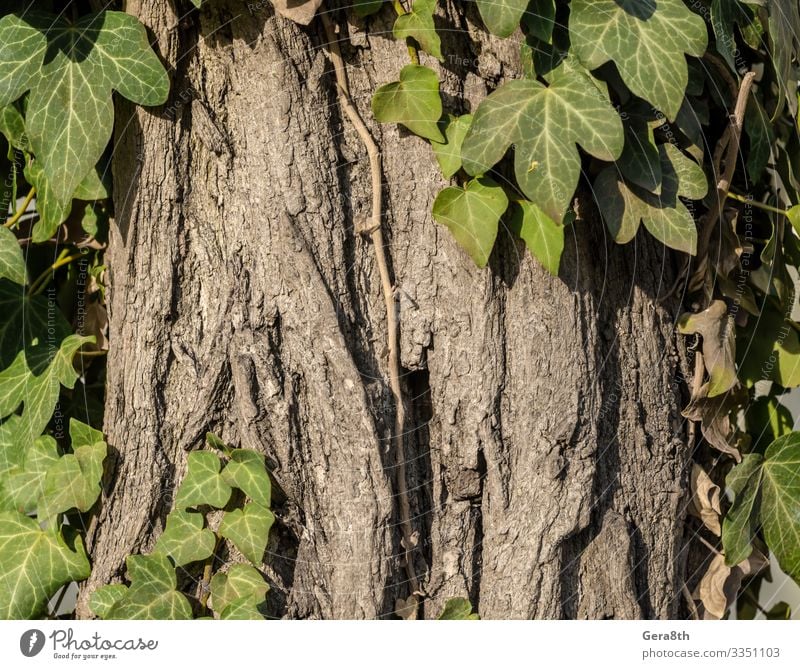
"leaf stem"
28,250,88,297
726,191,789,218
392,0,420,65
3,187,35,229
199,534,222,613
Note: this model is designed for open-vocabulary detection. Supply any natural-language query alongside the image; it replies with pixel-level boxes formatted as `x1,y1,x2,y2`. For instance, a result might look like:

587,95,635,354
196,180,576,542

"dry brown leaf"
81,300,109,351
694,549,768,619
682,383,745,462
689,463,721,535
394,595,418,620
271,0,323,25
678,300,737,397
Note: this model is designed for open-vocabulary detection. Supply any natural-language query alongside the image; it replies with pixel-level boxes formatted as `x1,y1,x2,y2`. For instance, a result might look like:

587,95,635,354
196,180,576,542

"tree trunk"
78,0,692,619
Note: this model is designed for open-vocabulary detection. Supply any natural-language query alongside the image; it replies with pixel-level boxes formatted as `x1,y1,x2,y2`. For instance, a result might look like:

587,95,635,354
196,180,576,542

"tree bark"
78,0,692,619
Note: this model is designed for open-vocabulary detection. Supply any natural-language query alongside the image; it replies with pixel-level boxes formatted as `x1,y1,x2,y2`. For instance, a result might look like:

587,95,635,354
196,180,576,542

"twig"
682,582,700,620
199,535,221,612
320,13,420,598
692,71,756,288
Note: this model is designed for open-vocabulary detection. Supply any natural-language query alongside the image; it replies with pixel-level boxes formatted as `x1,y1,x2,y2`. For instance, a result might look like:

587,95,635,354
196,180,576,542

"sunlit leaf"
219,502,275,566
569,0,707,120
432,177,508,268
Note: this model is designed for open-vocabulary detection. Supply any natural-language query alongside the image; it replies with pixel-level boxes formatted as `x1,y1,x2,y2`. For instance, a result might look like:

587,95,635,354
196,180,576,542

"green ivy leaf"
354,0,385,17
476,0,529,38
461,63,623,223
569,0,707,120
0,11,169,203
210,563,269,618
0,226,26,285
438,597,479,619
616,113,662,193
745,96,774,183
153,509,216,567
766,0,800,118
747,396,795,452
221,449,272,508
174,451,233,510
760,433,800,582
522,0,556,43
0,434,59,513
0,103,28,151
24,161,108,243
39,419,106,517
106,554,192,620
722,453,764,566
88,584,128,619
509,200,564,276
432,114,472,179
220,592,270,620
394,0,443,61
737,303,800,388
710,0,740,73
596,144,706,255
0,334,92,452
219,502,275,566
0,512,90,618
372,64,444,142
432,177,509,268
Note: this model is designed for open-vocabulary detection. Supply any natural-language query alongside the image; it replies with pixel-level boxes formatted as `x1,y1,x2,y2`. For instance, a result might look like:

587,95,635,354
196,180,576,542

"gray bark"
78,0,692,619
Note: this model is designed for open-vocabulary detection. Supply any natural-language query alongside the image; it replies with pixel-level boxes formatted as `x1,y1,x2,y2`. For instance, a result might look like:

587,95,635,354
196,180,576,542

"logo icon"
20,629,45,657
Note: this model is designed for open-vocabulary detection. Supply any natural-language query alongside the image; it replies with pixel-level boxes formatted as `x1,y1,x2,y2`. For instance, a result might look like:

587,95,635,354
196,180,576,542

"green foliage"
174,451,233,510
221,449,272,508
100,554,193,620
432,178,508,268
394,0,443,62
438,597,479,620
509,201,564,277
154,510,216,567
3,0,800,622
596,144,707,255
476,0,530,38
723,434,800,583
569,0,707,120
372,65,444,142
210,564,270,620
0,514,90,619
0,11,168,204
461,63,623,224
90,437,275,620
432,114,472,179
0,420,106,618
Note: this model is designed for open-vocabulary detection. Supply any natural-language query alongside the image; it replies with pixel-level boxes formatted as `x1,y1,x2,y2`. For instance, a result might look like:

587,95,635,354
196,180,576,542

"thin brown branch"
320,13,420,599
693,71,756,289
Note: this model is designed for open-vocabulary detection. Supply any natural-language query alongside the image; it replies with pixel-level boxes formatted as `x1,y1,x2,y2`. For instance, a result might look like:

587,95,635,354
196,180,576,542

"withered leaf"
394,594,418,620
682,383,745,462
694,550,768,620
689,463,721,536
678,300,737,397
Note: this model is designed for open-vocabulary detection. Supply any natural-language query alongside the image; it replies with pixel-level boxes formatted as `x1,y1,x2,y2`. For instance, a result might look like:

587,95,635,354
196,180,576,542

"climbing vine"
1,0,800,620
89,434,276,620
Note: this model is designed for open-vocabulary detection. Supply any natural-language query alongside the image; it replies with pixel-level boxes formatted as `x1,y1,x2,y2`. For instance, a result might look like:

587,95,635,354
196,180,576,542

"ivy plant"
89,435,275,620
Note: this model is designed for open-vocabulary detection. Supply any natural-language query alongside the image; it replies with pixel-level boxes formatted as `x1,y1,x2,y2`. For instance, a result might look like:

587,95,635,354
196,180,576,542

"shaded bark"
78,1,692,619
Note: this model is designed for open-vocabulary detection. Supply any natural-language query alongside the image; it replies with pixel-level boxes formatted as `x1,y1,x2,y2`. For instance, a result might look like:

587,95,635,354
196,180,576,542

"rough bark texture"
78,1,692,619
